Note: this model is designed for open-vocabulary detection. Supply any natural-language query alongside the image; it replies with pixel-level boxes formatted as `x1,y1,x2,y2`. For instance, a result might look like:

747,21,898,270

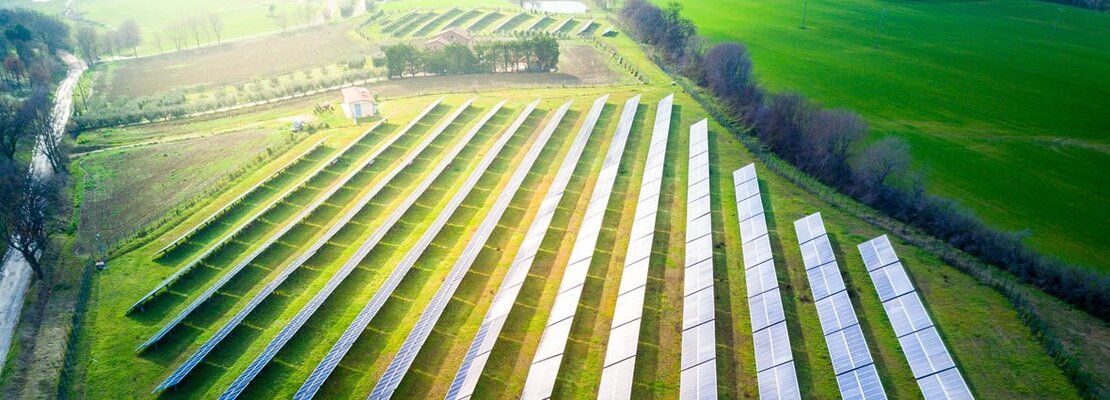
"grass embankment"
673,0,1110,271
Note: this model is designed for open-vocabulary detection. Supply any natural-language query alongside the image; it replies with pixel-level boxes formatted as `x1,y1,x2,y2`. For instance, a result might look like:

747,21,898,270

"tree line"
0,9,73,280
381,35,559,78
620,0,1109,321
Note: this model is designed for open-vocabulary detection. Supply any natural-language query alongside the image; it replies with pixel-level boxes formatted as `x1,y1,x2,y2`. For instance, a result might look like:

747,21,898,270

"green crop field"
46,3,1102,400
672,0,1110,272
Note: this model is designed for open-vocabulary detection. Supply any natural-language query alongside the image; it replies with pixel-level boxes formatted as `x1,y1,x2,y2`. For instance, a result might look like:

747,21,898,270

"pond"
523,1,588,14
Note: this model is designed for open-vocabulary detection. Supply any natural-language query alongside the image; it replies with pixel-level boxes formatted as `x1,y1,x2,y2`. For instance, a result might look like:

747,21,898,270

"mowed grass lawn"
673,0,1110,271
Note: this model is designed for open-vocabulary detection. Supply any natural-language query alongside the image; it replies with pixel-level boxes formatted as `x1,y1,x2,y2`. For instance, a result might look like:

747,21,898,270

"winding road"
0,51,86,373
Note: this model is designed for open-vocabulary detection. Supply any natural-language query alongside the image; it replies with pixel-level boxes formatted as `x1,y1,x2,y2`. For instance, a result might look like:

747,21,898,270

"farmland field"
672,0,1110,271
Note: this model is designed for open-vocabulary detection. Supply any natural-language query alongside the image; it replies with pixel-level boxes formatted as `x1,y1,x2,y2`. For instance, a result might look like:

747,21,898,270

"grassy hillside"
673,0,1110,272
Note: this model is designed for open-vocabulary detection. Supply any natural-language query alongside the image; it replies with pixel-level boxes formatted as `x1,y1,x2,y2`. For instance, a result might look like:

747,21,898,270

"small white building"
340,86,377,121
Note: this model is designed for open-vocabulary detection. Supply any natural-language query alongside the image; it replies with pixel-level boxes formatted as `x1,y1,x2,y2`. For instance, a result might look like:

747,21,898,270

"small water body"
523,1,588,14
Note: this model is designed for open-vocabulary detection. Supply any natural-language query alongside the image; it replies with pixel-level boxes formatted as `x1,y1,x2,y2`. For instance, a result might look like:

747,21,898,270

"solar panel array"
680,119,717,400
368,100,573,399
218,99,539,400
153,98,489,392
125,98,421,316
597,94,673,400
793,213,886,400
153,137,326,256
445,95,609,400
731,163,800,400
139,101,452,353
520,95,641,400
858,235,973,400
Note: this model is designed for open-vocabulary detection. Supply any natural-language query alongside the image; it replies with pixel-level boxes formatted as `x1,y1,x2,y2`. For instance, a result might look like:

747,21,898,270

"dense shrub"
381,35,559,78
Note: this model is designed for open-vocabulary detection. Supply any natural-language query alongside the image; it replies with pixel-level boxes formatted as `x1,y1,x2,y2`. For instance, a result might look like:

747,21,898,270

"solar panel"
734,177,760,202
369,101,574,399
870,262,915,302
736,195,765,222
858,234,898,271
598,357,635,400
825,324,874,375
757,361,801,400
793,213,826,244
899,327,956,379
858,235,972,400
836,364,888,400
619,258,650,296
739,214,768,244
795,214,888,399
799,237,835,270
679,356,718,400
520,95,641,400
679,119,719,399
733,163,757,185
683,286,716,329
681,320,716,370
815,291,858,335
742,236,773,268
153,97,462,392
745,259,778,297
807,261,847,302
611,286,646,329
917,367,973,400
753,321,792,372
749,288,787,332
883,292,933,338
234,99,540,400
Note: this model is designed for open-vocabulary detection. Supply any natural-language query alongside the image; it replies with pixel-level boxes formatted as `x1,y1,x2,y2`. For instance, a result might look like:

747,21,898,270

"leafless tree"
0,161,58,280
187,16,203,48
118,19,142,56
152,31,164,54
303,3,318,26
75,26,100,64
278,13,289,33
858,137,910,190
208,13,225,44
23,94,67,174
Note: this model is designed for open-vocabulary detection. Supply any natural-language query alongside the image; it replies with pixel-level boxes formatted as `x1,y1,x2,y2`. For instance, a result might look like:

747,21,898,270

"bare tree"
187,16,203,48
0,97,24,160
75,26,100,64
20,93,67,174
0,161,58,280
152,31,164,54
278,13,289,33
858,137,910,190
118,19,142,57
303,3,318,26
208,13,225,44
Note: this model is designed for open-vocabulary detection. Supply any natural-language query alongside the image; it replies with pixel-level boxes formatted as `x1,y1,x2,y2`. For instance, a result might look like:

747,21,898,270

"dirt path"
0,51,86,375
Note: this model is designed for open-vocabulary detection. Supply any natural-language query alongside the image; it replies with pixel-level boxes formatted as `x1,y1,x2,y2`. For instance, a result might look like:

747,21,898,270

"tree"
187,16,203,47
857,137,910,192
0,160,58,280
118,19,142,56
76,26,100,64
278,14,289,34
0,97,24,159
302,3,318,27
208,13,224,44
152,31,164,54
23,92,67,174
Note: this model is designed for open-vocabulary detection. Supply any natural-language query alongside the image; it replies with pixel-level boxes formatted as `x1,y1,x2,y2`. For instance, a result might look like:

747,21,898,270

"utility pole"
873,8,887,49
800,0,809,29
1050,7,1063,43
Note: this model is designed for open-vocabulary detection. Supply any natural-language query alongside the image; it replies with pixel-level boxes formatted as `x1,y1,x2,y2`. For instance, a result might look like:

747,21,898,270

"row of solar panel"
153,98,456,392
795,213,887,400
859,236,973,400
445,95,610,400
521,95,642,400
732,163,801,400
128,101,412,316
597,94,674,400
218,100,538,400
368,100,574,399
680,119,718,400
288,101,542,400
143,100,455,353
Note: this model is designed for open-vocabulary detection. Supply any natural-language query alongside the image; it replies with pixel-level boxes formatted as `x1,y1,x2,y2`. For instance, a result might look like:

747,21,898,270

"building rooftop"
341,86,373,104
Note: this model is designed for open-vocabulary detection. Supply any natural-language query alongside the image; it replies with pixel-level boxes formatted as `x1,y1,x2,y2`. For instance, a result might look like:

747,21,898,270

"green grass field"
672,0,1110,272
60,5,1093,398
